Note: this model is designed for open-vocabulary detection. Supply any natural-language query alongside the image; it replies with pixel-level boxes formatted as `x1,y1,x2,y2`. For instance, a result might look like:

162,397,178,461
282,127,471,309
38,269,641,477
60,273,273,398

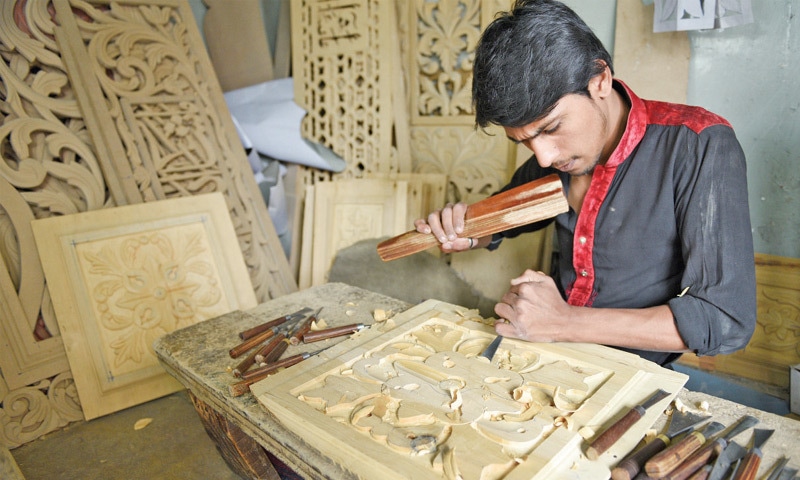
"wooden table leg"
187,391,281,480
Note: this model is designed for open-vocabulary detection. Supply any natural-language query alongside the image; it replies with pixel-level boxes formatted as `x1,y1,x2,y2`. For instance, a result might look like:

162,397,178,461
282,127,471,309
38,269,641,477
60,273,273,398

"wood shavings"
373,309,388,321
310,318,328,331
134,418,153,430
673,397,688,413
697,400,710,413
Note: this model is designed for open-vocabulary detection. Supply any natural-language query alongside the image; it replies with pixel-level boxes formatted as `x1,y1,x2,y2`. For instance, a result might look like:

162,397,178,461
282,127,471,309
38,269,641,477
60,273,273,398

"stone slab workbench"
154,282,800,479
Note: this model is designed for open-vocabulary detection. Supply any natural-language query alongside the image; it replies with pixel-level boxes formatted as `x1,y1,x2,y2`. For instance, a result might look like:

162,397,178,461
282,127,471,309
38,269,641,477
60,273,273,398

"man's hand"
414,202,473,252
494,269,572,342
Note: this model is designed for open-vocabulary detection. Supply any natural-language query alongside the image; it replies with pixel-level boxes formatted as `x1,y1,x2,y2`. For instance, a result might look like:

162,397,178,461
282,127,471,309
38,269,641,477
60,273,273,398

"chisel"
586,389,671,460
645,421,726,478
731,429,774,480
661,415,759,480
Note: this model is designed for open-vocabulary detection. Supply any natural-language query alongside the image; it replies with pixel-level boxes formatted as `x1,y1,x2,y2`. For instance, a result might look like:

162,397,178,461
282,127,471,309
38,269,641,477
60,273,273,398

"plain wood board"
613,0,690,104
32,192,257,420
310,179,408,286
253,299,688,479
203,0,274,91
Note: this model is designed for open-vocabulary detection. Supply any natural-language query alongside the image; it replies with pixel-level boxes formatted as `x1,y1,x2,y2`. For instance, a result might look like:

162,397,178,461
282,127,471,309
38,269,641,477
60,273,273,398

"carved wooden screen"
1,0,293,445
254,299,688,479
291,0,401,180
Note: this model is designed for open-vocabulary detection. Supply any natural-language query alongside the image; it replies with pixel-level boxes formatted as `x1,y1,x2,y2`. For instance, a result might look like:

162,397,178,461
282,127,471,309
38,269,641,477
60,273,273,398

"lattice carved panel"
398,0,516,204
291,0,397,179
49,0,295,301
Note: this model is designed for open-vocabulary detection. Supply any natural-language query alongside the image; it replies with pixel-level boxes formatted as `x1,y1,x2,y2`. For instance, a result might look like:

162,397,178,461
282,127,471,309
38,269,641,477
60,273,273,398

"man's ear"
588,62,614,100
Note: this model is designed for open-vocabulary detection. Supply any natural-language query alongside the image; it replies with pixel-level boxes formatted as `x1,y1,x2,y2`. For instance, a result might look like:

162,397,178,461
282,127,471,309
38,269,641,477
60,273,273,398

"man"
414,0,756,367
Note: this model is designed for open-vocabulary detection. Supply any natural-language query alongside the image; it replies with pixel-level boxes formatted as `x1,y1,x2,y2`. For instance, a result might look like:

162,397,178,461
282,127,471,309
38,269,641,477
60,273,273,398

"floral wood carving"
398,0,515,204
49,0,295,301
32,193,257,420
0,372,83,449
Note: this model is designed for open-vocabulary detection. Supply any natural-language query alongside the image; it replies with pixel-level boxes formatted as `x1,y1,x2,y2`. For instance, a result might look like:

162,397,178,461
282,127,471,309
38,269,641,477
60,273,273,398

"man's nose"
525,138,558,168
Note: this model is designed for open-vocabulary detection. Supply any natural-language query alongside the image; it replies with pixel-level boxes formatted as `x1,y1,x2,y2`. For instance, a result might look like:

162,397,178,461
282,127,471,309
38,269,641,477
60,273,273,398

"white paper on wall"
653,0,753,32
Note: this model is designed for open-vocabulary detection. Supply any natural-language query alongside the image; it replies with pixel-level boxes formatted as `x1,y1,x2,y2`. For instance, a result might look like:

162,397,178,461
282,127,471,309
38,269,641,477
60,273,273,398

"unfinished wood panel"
50,0,295,302
309,179,408,286
203,0,274,91
31,193,257,420
253,299,687,479
364,173,447,231
613,0,691,104
679,253,800,388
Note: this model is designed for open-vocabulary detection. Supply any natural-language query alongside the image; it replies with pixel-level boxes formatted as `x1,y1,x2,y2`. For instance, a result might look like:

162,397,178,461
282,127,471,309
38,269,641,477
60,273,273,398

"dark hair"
472,0,613,128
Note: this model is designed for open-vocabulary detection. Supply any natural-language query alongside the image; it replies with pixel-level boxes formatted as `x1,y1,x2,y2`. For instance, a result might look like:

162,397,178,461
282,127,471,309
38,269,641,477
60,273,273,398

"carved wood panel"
679,253,800,388
291,0,399,180
253,299,687,479
1,0,295,443
31,193,257,420
309,179,409,286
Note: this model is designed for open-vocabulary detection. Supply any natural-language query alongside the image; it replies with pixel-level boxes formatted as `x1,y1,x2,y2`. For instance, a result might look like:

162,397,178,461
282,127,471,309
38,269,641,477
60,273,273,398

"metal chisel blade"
480,335,503,361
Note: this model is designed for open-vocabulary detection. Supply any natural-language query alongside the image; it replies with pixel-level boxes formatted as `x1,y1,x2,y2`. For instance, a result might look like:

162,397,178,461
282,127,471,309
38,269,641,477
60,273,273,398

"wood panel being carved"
31,193,257,420
253,300,687,479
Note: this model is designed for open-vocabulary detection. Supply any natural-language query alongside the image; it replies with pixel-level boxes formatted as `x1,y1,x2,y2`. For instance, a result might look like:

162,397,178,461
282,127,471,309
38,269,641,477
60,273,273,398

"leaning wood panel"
310,179,408,286
31,193,257,420
253,299,687,479
51,0,296,302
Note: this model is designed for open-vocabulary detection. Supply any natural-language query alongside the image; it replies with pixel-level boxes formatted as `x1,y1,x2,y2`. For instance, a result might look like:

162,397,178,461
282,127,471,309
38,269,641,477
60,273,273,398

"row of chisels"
226,307,367,397
585,388,793,480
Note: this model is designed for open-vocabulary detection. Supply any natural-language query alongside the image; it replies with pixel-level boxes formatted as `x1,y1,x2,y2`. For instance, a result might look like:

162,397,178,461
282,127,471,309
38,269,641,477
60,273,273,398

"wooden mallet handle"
376,174,567,261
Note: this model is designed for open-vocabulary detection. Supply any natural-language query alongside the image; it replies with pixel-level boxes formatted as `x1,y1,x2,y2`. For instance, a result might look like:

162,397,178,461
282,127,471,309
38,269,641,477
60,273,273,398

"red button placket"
567,164,616,308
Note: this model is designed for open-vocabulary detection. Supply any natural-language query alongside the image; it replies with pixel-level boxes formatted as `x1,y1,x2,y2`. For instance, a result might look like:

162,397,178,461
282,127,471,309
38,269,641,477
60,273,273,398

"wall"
687,1,800,258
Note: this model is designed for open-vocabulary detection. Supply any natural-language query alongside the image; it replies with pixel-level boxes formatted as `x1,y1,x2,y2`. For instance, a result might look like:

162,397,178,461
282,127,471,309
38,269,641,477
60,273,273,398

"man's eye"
544,125,559,134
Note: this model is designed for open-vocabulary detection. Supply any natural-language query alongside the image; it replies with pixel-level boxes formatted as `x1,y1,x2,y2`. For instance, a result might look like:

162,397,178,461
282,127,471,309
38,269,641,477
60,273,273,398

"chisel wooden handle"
254,334,287,363
587,405,646,460
303,323,363,343
645,431,707,478
686,465,711,480
260,339,288,364
662,440,722,480
731,451,762,480
229,328,275,358
612,435,669,480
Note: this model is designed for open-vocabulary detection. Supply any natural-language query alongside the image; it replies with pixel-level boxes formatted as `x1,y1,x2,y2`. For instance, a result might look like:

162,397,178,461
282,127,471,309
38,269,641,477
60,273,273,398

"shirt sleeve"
667,125,757,356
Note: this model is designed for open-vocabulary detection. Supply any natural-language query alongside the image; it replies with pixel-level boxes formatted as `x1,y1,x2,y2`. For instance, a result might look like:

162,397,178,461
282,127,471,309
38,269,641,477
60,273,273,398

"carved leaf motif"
415,0,480,117
76,227,229,369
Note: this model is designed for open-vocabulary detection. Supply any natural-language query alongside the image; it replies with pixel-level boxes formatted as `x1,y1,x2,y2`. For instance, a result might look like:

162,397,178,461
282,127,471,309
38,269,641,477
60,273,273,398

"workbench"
154,282,800,479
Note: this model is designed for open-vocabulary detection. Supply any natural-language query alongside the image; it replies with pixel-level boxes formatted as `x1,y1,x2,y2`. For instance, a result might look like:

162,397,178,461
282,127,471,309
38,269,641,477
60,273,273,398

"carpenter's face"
503,92,611,177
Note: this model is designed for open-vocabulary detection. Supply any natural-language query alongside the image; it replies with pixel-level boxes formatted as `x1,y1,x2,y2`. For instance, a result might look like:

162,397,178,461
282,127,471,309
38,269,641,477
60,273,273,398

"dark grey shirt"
492,80,756,366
